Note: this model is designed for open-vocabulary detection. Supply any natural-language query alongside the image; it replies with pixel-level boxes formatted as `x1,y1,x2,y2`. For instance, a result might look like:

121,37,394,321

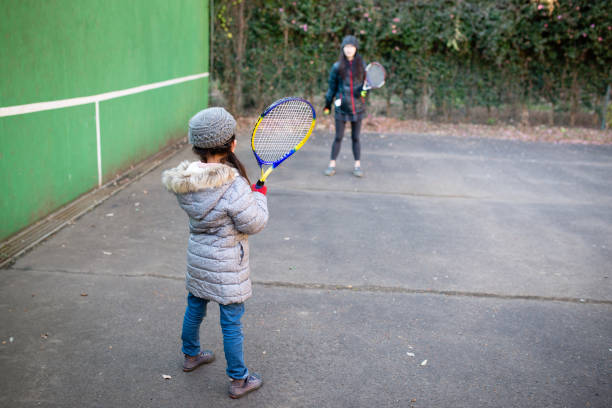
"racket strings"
367,67,385,87
253,100,313,162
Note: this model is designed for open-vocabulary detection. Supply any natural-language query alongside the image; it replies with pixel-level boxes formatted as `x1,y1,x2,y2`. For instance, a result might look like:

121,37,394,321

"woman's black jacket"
325,59,367,119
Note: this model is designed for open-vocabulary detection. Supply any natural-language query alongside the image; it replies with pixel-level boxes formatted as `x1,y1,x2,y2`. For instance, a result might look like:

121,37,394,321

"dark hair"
192,135,250,184
338,52,365,83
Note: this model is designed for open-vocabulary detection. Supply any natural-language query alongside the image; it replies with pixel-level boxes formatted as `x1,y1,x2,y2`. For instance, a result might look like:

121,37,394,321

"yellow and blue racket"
251,97,316,187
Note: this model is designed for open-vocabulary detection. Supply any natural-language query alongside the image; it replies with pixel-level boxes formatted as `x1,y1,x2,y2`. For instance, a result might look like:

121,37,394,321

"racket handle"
256,180,265,187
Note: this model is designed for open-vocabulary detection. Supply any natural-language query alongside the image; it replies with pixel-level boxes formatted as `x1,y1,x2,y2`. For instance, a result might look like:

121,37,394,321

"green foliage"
212,0,612,124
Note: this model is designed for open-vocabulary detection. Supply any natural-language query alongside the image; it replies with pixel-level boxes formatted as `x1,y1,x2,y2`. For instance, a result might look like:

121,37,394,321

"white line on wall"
0,72,209,117
0,71,209,186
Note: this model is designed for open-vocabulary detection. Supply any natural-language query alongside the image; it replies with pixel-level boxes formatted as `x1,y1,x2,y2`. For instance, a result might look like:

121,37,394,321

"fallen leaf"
81,292,88,297
162,374,172,380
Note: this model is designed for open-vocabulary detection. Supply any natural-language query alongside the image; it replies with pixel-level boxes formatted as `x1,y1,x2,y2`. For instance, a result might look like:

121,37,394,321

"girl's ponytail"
225,150,250,184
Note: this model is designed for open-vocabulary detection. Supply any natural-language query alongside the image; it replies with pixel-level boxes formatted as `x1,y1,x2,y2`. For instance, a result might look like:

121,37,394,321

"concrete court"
1,127,611,408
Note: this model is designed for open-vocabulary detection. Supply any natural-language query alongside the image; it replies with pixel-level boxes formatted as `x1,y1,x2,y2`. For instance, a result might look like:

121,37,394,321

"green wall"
0,0,209,240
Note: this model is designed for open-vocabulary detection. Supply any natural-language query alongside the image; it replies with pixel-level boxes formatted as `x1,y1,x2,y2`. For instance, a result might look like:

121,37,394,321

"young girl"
323,35,367,177
162,107,268,399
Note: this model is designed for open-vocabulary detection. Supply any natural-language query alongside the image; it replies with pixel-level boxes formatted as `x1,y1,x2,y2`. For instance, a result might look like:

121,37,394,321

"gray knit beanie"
341,35,359,50
188,107,236,148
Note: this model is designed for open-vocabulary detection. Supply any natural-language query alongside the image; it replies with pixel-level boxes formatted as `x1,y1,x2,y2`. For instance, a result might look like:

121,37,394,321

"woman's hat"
188,107,237,148
341,35,359,50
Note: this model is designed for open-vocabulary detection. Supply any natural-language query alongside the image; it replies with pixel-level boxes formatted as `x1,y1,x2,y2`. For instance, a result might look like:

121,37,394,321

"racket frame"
251,97,316,186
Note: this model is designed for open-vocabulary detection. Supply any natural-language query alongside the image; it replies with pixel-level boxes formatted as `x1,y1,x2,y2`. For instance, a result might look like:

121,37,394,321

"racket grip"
256,180,265,187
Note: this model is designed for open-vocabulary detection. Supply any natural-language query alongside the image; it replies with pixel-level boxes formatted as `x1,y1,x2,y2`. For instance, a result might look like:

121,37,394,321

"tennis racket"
362,62,386,91
251,97,316,187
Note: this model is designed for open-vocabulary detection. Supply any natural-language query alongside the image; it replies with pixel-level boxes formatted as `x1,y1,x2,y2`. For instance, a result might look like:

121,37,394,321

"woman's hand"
324,102,331,115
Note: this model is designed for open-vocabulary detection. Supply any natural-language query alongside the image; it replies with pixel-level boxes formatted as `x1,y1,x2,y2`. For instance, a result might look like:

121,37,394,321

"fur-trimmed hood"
162,161,239,221
162,161,237,194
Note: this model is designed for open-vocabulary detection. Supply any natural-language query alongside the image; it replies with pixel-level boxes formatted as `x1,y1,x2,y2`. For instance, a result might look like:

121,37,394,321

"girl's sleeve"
325,63,340,108
226,177,269,235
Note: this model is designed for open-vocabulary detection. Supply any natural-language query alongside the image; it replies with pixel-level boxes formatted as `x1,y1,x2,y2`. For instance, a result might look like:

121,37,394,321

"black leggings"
331,118,362,161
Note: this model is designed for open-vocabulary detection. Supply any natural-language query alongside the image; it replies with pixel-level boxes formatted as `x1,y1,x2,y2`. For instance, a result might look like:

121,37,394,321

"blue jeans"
181,293,248,380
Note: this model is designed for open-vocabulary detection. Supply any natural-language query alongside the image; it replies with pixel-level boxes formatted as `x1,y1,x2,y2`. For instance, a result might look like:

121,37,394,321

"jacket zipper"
349,61,356,115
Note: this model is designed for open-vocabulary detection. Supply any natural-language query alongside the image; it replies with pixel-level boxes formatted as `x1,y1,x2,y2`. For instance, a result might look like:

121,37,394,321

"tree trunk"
511,84,521,124
233,0,246,114
420,80,430,120
520,103,529,127
520,63,531,127
602,83,611,130
548,102,554,126
570,69,579,127
224,41,235,113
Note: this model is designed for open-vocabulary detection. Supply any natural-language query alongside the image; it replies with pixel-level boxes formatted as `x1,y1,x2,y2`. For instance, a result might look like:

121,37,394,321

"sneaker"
182,350,215,372
228,373,263,399
324,166,336,176
352,167,364,177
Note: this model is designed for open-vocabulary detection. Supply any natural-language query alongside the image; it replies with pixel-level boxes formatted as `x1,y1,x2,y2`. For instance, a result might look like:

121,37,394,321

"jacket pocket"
238,242,244,265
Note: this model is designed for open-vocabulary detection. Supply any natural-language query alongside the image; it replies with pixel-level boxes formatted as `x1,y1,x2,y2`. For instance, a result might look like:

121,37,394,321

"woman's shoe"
352,167,364,177
182,350,215,372
324,166,336,176
229,373,263,399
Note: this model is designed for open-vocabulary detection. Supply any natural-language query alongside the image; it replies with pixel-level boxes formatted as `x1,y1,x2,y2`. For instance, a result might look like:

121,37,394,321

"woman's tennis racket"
362,62,386,91
251,97,316,187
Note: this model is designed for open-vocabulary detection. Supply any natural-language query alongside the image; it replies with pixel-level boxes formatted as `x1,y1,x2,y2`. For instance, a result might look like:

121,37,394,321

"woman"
323,35,367,177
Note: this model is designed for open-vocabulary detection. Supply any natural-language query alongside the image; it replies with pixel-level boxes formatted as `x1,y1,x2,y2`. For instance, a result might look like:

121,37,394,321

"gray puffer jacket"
162,161,268,304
